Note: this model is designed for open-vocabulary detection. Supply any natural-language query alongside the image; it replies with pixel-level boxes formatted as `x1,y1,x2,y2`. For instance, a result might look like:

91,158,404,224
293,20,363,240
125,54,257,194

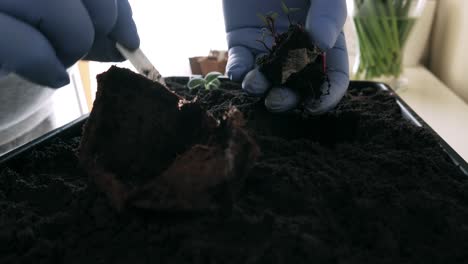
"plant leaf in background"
206,78,221,90
353,0,422,80
266,11,279,21
289,8,301,13
204,72,222,84
281,0,300,15
187,77,206,90
187,72,222,90
281,0,290,14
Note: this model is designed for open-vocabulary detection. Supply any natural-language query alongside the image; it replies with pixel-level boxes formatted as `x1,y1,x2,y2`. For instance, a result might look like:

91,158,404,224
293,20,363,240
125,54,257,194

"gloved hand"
223,0,349,114
0,0,139,88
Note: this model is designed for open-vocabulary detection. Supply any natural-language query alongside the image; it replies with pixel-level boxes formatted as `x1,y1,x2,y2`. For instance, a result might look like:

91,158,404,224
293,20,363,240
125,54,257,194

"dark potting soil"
1,68,468,264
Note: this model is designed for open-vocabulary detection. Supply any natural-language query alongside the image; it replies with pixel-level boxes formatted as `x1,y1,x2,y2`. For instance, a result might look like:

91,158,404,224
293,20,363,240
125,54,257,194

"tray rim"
0,115,89,165
353,81,468,176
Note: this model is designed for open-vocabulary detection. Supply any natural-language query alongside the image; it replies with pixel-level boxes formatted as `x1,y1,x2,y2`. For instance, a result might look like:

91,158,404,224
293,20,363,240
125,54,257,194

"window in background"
85,0,228,102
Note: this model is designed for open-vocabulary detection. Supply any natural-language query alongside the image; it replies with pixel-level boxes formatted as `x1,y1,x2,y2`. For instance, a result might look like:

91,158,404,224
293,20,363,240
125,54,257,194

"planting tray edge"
354,81,468,176
0,115,89,165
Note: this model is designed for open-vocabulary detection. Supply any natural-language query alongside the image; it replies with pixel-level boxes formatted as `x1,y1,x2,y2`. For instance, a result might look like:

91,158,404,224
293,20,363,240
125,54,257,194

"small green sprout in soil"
187,72,222,90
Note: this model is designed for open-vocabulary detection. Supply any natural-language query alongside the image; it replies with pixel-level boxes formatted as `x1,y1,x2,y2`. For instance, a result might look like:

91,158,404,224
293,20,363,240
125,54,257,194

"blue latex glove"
223,0,349,114
0,0,139,88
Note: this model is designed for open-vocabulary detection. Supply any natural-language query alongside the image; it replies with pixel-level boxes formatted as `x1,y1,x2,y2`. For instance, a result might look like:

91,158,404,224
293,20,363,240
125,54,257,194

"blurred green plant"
187,72,222,90
256,11,279,52
280,0,301,25
353,0,421,80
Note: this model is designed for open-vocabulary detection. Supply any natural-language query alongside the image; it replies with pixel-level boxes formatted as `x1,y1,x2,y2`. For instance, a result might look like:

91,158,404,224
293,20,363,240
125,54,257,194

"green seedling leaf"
257,13,268,24
289,7,301,13
268,12,279,20
272,13,279,20
281,0,290,14
187,77,206,90
204,71,222,84
205,78,221,90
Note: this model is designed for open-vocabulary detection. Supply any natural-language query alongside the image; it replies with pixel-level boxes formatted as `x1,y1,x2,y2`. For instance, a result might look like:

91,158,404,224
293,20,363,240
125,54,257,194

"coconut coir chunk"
78,66,258,211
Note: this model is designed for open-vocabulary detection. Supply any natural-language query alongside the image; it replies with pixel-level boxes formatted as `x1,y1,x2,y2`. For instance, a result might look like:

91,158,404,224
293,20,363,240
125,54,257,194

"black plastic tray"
1,81,467,176
0,115,88,165
353,81,468,176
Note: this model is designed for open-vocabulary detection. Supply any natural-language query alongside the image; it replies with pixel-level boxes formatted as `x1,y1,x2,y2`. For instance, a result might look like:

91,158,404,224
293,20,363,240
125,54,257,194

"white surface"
402,0,436,66
52,65,87,128
397,67,468,161
429,0,468,103
127,0,227,77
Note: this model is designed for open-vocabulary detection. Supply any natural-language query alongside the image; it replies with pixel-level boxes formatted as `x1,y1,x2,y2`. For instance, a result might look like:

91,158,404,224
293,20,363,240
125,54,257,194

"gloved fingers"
265,87,301,113
84,0,139,62
81,0,118,35
0,0,94,68
0,13,69,88
242,68,271,96
241,53,271,95
226,46,256,82
84,36,124,62
304,32,349,115
109,0,140,50
306,0,347,51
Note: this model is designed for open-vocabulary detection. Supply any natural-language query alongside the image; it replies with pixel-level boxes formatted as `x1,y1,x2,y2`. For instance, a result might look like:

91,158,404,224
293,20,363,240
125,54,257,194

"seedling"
257,11,280,47
280,0,301,25
187,72,222,90
255,0,330,100
256,0,301,51
257,28,273,53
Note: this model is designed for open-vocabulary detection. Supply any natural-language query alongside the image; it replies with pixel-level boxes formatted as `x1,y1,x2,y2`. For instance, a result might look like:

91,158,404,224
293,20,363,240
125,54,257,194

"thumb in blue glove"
0,0,139,88
303,0,349,114
223,0,349,114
